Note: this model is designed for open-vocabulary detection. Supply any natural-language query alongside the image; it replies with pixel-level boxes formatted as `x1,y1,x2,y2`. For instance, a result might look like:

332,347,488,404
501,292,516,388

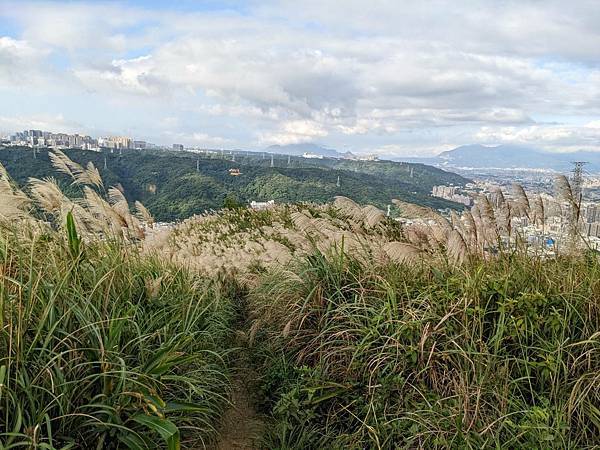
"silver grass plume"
108,186,144,238
493,188,512,236
531,195,545,229
383,242,423,265
29,177,98,234
361,205,385,228
49,150,103,188
0,163,32,221
135,201,154,225
290,211,314,232
393,198,452,245
392,199,439,220
555,174,582,243
511,183,530,218
82,186,124,233
460,209,478,251
29,177,72,217
333,196,364,222
447,229,468,264
85,161,104,189
476,194,500,246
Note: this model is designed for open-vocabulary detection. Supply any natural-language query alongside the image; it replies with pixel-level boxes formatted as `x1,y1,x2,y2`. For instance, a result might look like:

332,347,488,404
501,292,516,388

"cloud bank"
1,0,599,155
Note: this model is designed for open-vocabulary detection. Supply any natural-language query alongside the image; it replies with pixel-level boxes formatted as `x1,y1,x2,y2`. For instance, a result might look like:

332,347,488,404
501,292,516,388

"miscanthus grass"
0,152,237,449
0,224,235,448
249,248,600,449
1,149,598,449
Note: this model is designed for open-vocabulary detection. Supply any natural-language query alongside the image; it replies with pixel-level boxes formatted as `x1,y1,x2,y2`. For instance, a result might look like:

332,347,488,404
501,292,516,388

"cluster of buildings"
580,204,600,238
3,129,161,151
6,130,100,150
432,179,600,251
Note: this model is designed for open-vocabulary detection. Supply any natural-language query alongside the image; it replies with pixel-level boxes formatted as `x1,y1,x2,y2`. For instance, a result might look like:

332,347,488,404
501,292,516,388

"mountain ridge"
399,144,600,172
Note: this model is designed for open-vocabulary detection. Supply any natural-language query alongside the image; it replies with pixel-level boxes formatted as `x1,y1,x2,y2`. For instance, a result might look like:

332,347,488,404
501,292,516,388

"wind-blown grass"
1,151,598,448
249,248,600,449
0,224,235,448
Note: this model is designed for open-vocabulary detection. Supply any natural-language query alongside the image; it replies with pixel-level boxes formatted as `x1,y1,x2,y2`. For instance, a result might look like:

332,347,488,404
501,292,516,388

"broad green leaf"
131,414,180,450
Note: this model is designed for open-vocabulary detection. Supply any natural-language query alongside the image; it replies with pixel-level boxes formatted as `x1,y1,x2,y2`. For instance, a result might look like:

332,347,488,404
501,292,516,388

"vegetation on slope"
0,151,240,448
1,149,598,448
0,229,235,448
249,250,600,448
0,147,468,221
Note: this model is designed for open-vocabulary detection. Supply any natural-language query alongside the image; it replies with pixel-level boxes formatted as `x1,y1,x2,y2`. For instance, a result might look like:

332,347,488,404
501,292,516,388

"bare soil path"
214,334,264,450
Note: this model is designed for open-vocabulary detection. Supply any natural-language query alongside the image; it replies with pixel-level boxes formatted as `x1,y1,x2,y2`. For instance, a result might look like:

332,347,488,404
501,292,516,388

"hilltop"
0,146,469,221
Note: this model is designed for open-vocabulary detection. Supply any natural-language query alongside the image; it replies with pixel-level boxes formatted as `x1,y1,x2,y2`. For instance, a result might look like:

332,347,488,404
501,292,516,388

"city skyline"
1,0,600,157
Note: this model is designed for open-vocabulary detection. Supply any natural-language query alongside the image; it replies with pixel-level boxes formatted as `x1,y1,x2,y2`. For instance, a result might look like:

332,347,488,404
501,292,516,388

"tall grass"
250,248,600,449
0,222,234,448
2,151,599,448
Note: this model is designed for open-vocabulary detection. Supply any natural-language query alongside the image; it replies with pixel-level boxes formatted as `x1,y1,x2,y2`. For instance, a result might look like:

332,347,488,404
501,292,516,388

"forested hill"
0,147,469,221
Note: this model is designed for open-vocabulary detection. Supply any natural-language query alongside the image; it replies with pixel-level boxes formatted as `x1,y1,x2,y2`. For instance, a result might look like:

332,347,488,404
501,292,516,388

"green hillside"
0,147,468,221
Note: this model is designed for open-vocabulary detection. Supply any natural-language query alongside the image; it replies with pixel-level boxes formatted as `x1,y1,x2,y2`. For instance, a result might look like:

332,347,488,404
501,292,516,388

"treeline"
0,147,467,221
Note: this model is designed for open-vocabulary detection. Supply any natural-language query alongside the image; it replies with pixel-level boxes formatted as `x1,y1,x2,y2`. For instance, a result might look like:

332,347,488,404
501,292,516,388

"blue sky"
1,0,600,155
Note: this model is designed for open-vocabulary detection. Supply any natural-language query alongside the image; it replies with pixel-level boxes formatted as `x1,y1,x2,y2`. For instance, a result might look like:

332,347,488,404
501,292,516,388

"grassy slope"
249,250,600,449
1,197,599,448
0,147,468,221
7,149,595,448
0,227,237,448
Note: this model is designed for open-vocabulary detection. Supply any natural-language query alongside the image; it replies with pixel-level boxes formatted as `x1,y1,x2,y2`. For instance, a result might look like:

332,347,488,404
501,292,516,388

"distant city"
2,129,182,152
431,177,600,250
0,129,381,162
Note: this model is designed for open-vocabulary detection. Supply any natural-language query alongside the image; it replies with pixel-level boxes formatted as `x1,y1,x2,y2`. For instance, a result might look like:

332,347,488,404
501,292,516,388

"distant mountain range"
266,143,600,173
402,144,600,172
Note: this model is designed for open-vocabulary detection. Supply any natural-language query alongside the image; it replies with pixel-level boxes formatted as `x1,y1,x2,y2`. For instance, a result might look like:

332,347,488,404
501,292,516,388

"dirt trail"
214,332,264,450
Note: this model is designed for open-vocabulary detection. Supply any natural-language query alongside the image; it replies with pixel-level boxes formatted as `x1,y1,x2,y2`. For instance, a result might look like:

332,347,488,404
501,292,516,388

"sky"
1,0,600,157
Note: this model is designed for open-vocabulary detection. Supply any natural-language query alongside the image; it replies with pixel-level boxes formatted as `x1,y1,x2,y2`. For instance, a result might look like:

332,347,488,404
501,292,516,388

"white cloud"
0,36,50,86
1,1,600,154
475,124,600,152
0,113,84,135
74,55,157,95
258,120,328,145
